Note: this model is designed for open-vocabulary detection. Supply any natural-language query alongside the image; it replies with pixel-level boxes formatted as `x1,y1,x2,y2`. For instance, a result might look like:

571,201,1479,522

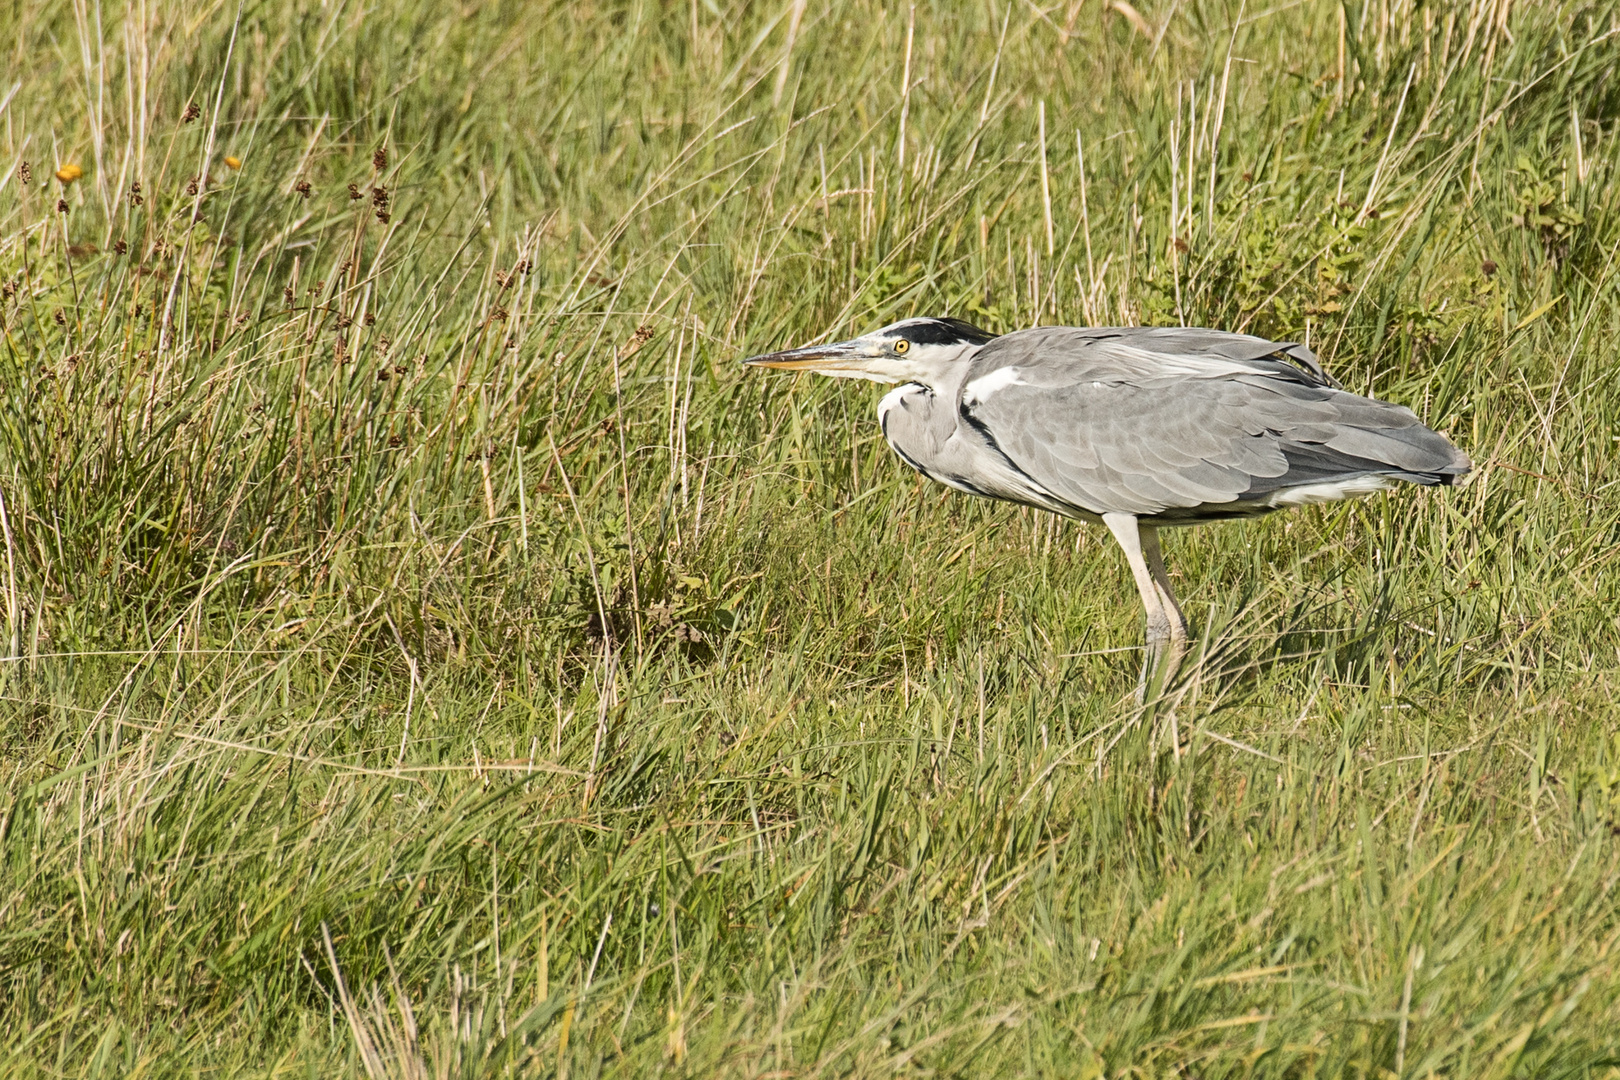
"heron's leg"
1103,513,1170,649
1104,513,1184,704
1139,526,1188,654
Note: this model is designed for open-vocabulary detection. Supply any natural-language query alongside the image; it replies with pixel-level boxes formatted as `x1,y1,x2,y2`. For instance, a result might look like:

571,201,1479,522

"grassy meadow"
2,0,1620,1074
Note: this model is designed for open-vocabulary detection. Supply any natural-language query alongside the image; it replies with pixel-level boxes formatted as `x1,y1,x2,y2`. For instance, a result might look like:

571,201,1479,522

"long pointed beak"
742,339,872,373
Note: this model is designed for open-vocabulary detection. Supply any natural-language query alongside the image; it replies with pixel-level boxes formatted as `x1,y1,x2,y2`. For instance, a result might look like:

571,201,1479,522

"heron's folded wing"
961,334,1469,518
966,378,1291,516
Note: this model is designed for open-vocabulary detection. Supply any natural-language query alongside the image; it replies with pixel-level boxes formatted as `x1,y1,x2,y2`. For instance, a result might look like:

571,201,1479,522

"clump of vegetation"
0,1,1616,1076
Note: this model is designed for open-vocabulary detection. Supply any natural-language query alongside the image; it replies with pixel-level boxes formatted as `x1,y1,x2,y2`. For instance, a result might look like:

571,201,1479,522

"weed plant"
1,0,1618,1076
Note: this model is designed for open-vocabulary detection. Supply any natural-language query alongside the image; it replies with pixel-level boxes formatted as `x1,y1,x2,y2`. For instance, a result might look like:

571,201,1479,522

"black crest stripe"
900,318,997,347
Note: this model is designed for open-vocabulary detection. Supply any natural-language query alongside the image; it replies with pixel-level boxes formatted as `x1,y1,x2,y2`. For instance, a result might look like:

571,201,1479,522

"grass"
1,0,1618,1075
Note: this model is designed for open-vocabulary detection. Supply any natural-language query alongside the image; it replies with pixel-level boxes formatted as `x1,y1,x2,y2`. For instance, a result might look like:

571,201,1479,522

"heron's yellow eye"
893,339,910,355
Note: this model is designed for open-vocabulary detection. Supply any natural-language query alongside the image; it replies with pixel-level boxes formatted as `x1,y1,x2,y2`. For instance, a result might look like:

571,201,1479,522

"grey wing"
961,327,1470,519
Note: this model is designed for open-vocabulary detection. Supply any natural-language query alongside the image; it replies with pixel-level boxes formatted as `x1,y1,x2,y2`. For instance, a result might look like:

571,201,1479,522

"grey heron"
744,317,1470,679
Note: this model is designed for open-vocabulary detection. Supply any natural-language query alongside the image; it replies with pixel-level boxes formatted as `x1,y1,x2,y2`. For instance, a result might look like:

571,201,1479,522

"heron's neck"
904,357,974,399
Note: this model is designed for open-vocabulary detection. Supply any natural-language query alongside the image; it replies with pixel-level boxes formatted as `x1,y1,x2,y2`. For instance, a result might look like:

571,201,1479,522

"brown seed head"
619,323,655,358
18,162,31,185
373,146,388,171
114,240,128,255
348,183,362,201
57,199,68,214
1481,260,1498,277
295,180,312,199
183,103,201,123
185,176,199,196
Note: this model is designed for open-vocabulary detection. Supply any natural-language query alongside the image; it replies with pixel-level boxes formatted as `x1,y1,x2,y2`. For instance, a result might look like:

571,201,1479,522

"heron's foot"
1135,625,1189,707
1148,605,1190,649
1145,614,1190,662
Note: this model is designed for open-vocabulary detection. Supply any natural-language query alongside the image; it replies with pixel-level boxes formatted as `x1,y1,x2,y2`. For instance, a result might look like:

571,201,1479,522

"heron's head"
743,317,996,386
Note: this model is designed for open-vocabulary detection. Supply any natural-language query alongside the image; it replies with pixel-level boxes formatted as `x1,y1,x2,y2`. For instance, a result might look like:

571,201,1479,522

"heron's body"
874,325,1467,526
745,317,1469,681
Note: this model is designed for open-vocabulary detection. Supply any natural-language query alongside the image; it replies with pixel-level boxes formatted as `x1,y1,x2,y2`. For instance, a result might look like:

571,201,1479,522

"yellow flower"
224,156,242,170
55,164,84,184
